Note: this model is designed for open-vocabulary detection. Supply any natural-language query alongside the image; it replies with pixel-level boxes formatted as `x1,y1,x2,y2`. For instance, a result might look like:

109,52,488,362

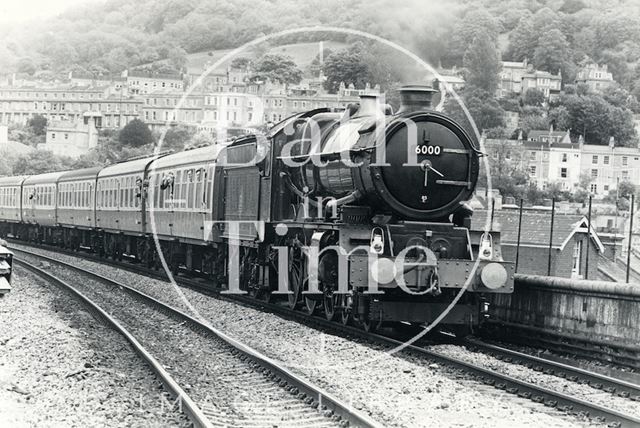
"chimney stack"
397,85,438,114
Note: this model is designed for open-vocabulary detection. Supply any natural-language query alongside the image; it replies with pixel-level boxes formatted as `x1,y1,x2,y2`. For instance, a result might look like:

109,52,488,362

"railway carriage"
21,171,67,243
95,156,162,259
57,167,101,249
0,176,27,225
146,145,220,274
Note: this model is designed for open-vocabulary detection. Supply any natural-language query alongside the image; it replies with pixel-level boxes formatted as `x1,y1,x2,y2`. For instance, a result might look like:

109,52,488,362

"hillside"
1,0,639,97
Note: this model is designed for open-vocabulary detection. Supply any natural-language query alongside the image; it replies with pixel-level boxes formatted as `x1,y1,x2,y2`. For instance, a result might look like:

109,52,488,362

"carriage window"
174,170,182,204
125,177,130,208
185,169,193,209
206,166,213,210
159,175,165,209
195,168,203,211
118,179,123,208
106,180,111,208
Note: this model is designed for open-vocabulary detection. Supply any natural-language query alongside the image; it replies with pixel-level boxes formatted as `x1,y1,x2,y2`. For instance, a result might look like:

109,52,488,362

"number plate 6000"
415,145,442,155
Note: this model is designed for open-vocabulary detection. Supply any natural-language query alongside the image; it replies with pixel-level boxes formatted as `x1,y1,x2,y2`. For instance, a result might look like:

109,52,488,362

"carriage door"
27,186,36,222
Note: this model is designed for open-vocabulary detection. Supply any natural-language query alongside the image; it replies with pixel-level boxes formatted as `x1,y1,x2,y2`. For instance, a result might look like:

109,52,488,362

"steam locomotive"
0,85,514,334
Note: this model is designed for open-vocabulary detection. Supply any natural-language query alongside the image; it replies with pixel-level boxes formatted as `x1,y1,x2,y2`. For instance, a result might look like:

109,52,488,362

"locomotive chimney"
355,93,383,117
397,85,438,113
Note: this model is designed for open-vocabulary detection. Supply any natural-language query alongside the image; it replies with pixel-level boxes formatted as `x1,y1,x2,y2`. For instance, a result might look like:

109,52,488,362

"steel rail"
12,247,383,428
14,258,214,428
463,338,640,399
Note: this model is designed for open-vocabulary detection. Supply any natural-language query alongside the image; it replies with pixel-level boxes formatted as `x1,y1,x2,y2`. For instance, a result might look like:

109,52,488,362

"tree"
533,29,570,75
443,88,505,137
617,180,638,200
523,88,545,107
322,44,370,94
560,0,587,14
251,54,302,86
505,18,538,61
519,111,549,136
463,33,502,94
28,114,48,136
159,126,194,152
230,57,252,70
548,106,571,131
16,57,36,75
479,140,530,199
12,150,74,175
558,92,639,146
119,119,154,148
463,32,501,94
445,8,502,66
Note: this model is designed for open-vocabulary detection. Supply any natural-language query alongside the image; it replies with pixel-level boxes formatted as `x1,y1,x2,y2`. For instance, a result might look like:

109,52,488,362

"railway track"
11,242,640,428
462,338,640,400
14,248,381,428
481,320,640,371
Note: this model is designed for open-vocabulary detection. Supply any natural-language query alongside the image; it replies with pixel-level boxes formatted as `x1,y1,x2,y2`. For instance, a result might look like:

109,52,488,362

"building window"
530,151,536,160
603,155,609,165
622,156,628,166
604,185,609,191
622,170,629,179
64,133,68,140
571,240,582,278
562,153,567,162
530,166,536,176
592,155,598,164
590,183,597,193
51,133,55,139
561,168,568,178
591,169,598,178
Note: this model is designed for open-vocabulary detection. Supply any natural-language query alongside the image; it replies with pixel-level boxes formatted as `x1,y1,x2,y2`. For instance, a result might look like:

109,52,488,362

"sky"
0,0,101,24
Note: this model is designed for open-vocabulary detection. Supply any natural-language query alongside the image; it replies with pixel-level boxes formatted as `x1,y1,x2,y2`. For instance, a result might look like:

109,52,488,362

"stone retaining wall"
488,274,640,346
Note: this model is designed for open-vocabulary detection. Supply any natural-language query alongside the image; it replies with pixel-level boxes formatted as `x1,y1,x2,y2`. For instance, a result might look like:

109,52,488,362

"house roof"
472,209,604,252
528,130,567,139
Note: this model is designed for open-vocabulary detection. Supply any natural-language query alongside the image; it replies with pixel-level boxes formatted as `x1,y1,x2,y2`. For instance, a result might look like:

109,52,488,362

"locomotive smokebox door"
0,244,13,295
